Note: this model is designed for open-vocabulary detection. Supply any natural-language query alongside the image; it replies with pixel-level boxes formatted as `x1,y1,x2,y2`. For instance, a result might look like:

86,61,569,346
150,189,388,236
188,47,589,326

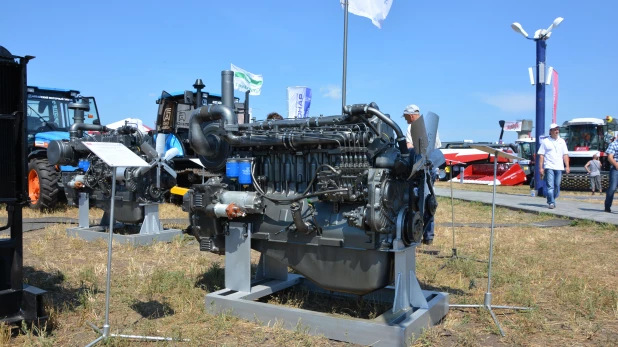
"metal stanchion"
85,168,188,346
449,146,531,336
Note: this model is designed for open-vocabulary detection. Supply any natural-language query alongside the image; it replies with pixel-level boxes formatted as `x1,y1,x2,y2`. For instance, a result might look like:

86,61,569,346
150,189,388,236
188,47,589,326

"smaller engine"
47,124,177,223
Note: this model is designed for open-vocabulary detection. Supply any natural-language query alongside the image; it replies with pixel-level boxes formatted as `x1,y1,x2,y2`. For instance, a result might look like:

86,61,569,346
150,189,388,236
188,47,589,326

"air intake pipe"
344,104,408,156
69,123,108,141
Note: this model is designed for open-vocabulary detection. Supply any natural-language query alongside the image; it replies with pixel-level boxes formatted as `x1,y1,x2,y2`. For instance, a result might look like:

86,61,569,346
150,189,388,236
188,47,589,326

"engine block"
47,125,177,223
183,71,441,295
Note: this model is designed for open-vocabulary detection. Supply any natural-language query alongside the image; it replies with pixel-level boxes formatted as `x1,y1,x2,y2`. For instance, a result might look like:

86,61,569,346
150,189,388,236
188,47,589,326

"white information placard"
82,142,150,168
189,158,205,168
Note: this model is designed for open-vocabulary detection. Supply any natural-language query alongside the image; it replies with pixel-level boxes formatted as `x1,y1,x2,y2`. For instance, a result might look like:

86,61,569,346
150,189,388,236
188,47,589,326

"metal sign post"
449,145,531,336
80,143,187,346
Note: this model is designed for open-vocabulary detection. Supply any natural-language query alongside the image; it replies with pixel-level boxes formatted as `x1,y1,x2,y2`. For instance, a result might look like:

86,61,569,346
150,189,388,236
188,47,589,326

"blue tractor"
25,87,101,209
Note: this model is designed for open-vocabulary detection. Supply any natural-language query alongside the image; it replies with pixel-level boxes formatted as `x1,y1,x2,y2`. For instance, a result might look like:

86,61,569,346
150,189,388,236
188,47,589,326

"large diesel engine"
183,71,442,295
46,107,177,223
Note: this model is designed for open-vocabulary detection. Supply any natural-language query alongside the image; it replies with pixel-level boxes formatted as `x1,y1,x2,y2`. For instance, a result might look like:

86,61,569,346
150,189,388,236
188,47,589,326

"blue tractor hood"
35,131,70,143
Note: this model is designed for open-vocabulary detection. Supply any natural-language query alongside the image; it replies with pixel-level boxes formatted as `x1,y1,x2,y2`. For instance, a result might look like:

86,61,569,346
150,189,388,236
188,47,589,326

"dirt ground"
1,197,617,346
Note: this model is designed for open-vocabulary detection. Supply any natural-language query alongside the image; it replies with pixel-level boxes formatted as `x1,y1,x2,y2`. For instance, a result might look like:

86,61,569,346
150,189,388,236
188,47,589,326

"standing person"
402,104,440,245
403,105,441,149
585,153,602,195
537,123,570,209
604,138,618,213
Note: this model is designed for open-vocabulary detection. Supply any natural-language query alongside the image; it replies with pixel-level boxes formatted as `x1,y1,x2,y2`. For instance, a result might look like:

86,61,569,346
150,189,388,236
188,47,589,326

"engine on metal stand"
182,70,448,345
45,101,181,244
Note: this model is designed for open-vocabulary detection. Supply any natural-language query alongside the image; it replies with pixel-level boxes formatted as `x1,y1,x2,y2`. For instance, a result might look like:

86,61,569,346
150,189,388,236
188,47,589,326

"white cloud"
148,92,157,97
320,85,342,99
478,92,535,112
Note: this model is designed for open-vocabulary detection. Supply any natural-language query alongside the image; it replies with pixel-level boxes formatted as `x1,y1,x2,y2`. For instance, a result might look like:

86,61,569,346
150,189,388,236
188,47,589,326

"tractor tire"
28,158,60,210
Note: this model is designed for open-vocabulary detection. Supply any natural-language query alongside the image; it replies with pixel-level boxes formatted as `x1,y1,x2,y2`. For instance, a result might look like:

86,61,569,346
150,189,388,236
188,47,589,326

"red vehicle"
440,120,534,186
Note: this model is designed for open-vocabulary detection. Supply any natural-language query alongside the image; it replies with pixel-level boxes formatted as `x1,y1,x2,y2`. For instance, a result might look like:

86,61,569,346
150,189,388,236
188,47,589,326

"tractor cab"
26,86,100,151
25,86,101,209
155,89,240,158
561,118,618,171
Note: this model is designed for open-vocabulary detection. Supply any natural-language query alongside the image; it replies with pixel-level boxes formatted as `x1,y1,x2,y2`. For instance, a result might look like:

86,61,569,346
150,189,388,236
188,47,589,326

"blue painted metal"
28,86,79,95
226,159,239,178
535,39,547,196
238,159,252,185
34,131,70,143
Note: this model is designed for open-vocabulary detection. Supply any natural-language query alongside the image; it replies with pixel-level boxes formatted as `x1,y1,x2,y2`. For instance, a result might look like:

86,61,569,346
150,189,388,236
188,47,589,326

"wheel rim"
28,169,40,204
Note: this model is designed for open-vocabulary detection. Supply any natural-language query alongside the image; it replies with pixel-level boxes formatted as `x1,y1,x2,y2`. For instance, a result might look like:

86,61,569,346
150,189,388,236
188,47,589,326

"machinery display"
183,70,443,291
0,45,47,324
559,116,618,190
26,86,101,209
45,101,178,224
181,71,448,345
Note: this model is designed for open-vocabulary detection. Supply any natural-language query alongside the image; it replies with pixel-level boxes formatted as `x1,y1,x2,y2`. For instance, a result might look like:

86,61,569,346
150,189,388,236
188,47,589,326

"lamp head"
543,17,564,38
511,22,529,38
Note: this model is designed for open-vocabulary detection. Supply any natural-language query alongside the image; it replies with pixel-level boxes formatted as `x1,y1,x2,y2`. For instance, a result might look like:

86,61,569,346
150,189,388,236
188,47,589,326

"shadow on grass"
23,267,102,315
195,263,225,293
419,281,466,296
130,300,175,319
261,286,393,320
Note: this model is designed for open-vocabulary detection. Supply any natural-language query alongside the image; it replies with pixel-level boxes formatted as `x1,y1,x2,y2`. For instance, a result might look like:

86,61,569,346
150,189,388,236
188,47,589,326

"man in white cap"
403,104,441,149
402,104,440,245
537,123,570,209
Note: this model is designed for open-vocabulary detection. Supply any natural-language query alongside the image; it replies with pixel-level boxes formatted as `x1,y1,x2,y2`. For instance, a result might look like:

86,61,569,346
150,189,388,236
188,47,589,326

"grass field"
1,196,617,346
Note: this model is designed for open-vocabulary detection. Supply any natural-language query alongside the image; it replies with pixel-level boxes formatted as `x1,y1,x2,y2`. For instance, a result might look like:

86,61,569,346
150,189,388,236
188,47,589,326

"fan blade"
424,111,440,153
140,141,159,161
409,115,429,154
427,148,445,169
162,164,177,178
155,133,167,157
164,147,179,161
409,154,426,178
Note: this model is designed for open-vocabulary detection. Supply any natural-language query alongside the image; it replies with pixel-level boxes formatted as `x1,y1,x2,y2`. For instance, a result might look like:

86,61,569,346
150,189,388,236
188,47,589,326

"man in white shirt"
537,123,570,209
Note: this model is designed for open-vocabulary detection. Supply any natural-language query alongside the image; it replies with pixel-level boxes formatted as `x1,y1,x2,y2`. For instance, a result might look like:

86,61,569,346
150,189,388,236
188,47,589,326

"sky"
2,0,617,144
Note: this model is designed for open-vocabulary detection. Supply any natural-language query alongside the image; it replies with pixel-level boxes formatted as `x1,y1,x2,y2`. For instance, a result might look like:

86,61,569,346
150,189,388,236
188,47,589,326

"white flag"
341,0,393,29
231,64,263,96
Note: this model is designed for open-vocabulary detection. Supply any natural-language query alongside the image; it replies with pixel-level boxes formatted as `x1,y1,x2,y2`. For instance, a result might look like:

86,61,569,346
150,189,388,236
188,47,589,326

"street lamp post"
511,17,563,196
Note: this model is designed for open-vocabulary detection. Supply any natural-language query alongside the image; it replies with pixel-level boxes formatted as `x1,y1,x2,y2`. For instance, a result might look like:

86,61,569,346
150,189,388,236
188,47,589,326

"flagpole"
342,0,349,112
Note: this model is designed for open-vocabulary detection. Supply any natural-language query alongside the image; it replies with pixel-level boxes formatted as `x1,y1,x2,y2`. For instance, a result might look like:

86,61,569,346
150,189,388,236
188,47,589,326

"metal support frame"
450,151,531,336
0,48,47,325
85,169,187,346
206,222,449,346
67,195,182,246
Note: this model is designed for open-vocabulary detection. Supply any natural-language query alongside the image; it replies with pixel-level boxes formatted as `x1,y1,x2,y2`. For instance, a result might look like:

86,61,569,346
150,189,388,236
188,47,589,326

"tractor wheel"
28,158,59,210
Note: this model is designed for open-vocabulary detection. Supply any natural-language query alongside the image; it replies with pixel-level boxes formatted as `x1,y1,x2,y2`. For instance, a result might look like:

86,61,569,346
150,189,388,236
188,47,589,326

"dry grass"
2,199,617,346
